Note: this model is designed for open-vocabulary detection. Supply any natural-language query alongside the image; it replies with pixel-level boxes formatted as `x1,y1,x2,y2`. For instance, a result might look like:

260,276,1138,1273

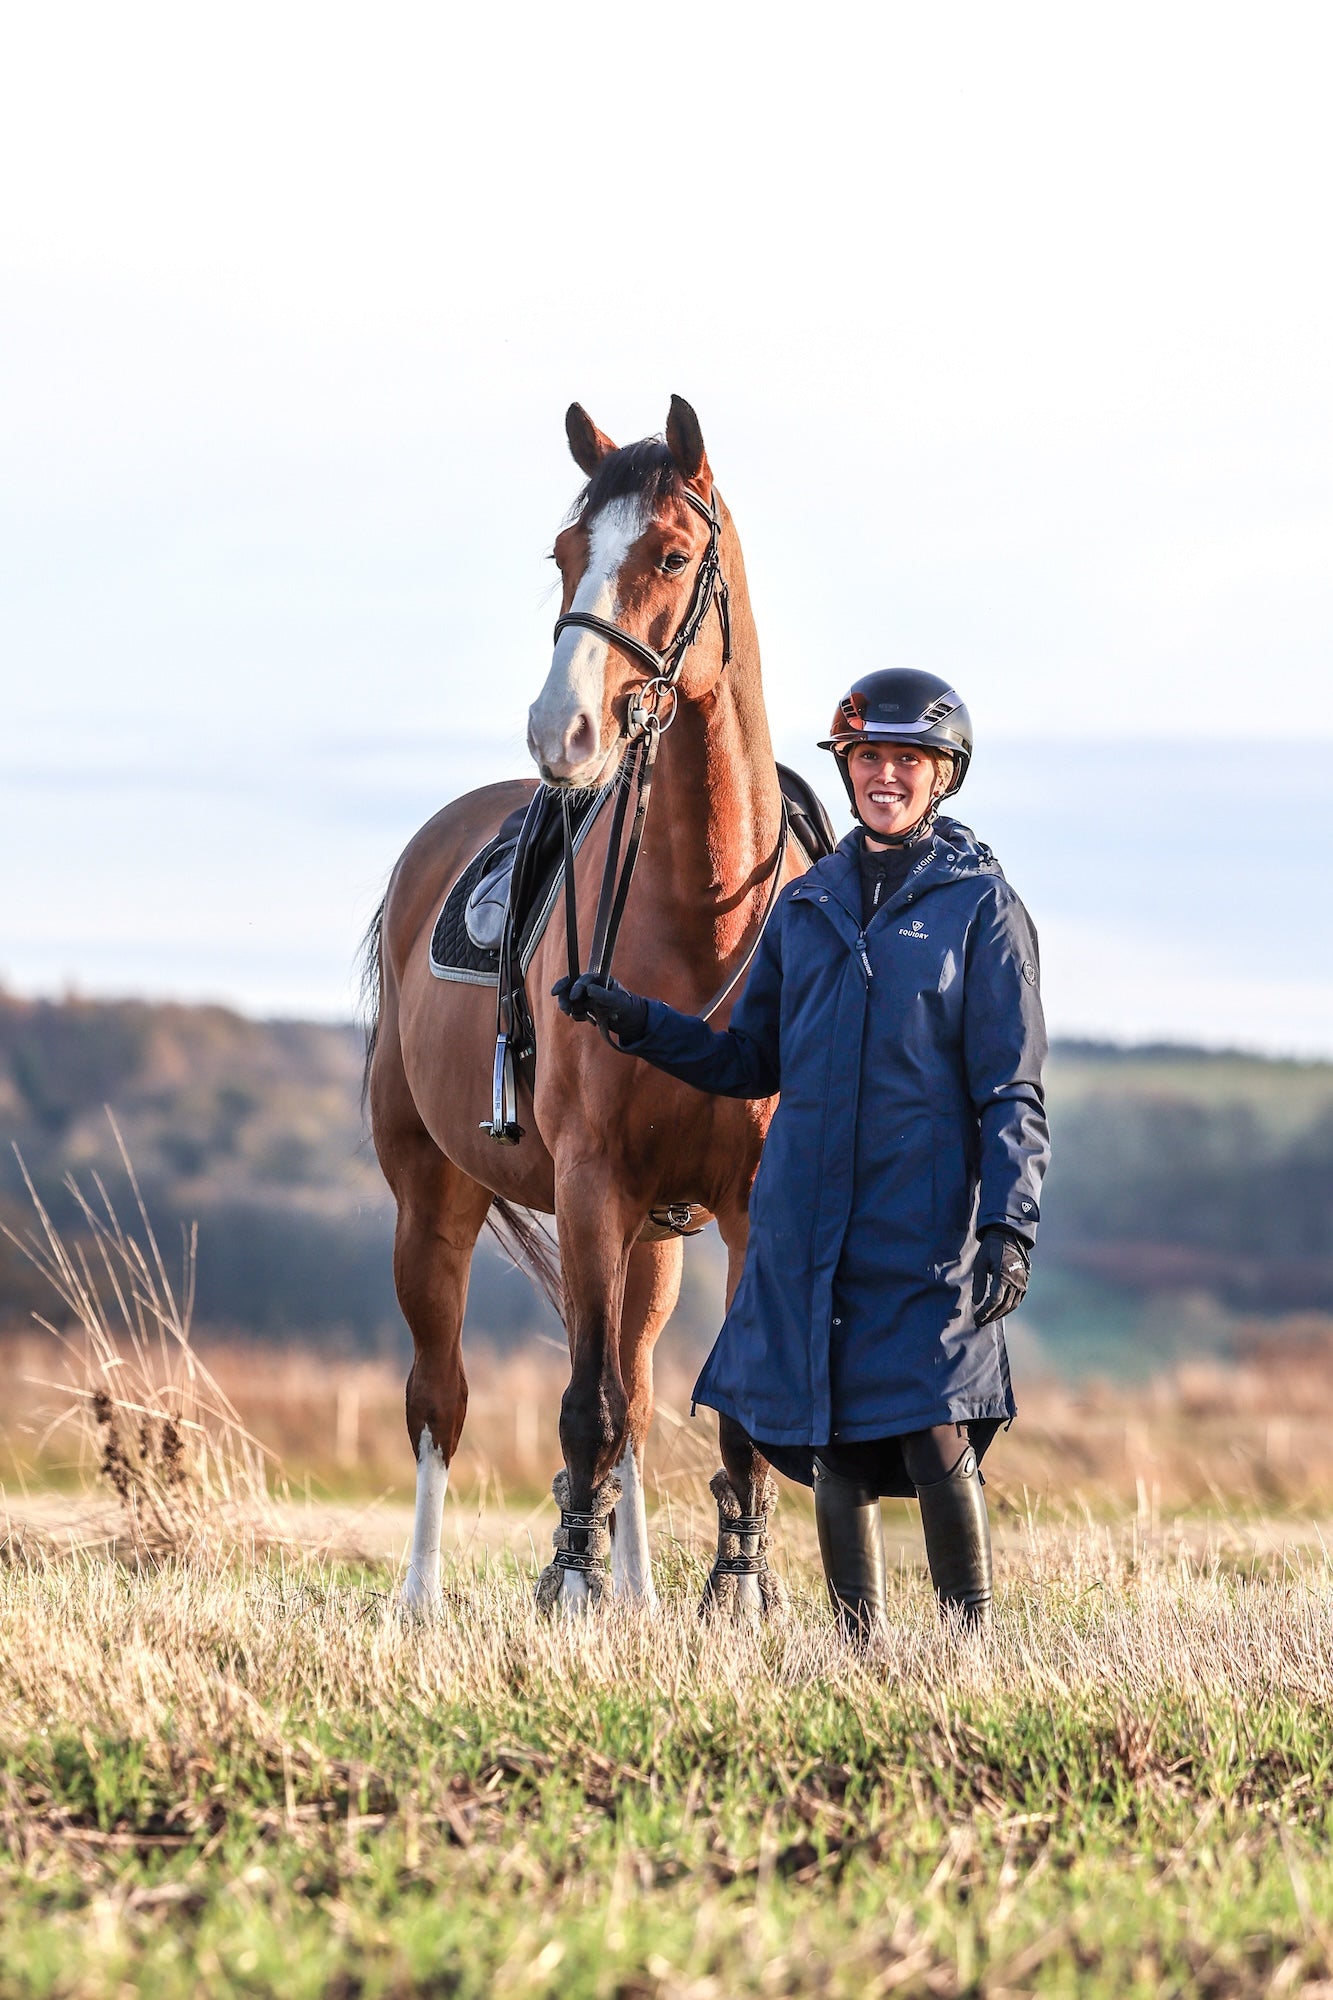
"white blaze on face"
528,495,647,782
400,1424,448,1615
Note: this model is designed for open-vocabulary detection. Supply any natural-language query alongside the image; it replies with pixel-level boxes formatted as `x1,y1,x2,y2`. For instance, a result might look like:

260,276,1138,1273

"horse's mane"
571,437,684,523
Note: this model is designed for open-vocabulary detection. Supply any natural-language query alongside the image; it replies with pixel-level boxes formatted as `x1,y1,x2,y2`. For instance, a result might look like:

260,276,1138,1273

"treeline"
0,992,545,1351
1040,1080,1333,1310
1,994,1330,1364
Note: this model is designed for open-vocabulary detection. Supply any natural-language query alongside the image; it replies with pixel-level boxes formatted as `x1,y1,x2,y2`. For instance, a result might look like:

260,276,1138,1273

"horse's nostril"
566,712,597,762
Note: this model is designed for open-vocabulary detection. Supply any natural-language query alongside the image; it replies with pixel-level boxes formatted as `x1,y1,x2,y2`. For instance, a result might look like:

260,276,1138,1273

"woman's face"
846,741,948,840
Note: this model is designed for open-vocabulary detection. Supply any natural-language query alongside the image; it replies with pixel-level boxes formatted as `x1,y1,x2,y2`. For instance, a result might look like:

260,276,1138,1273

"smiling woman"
557,667,1050,1641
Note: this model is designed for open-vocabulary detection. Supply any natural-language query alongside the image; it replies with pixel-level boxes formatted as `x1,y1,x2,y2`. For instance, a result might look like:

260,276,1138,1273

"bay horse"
363,396,806,1613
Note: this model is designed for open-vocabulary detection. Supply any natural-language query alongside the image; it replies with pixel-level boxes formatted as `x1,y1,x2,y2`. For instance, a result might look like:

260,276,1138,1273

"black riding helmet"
819,669,973,841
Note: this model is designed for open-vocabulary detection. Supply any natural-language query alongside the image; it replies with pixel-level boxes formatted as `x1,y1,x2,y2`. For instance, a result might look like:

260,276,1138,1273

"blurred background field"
1,986,1331,1517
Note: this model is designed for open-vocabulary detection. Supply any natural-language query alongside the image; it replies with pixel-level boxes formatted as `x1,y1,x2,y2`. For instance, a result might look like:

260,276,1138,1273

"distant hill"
1,991,1330,1374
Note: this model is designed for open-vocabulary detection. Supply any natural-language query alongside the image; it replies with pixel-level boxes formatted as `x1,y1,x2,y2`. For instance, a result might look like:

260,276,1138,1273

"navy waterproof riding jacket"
619,819,1050,1447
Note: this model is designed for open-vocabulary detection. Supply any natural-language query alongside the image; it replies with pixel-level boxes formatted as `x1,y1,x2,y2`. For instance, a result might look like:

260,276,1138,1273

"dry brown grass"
6,1325,1333,1526
0,1131,277,1552
3,1509,1333,1997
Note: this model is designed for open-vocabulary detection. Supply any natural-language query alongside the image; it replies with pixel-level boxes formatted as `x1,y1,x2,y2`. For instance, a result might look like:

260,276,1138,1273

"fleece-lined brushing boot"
915,1445,993,1630
813,1455,887,1643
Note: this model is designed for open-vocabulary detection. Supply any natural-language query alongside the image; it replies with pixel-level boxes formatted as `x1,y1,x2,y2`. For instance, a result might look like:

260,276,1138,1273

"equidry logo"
898,919,930,939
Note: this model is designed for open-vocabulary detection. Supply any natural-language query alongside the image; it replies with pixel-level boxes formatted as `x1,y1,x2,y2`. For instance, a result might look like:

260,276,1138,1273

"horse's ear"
566,404,617,476
666,394,711,487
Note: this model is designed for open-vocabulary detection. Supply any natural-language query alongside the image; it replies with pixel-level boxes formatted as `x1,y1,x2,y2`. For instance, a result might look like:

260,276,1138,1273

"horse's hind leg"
703,1203,781,1620
610,1234,684,1608
391,1142,492,1613
373,1013,493,1614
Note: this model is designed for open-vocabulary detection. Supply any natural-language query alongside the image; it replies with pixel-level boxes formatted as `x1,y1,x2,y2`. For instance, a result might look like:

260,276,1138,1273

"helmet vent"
919,694,958,724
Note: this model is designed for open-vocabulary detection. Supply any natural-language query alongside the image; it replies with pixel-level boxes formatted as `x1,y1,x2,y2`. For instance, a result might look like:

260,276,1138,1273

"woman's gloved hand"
551,973,649,1042
971,1227,1031,1325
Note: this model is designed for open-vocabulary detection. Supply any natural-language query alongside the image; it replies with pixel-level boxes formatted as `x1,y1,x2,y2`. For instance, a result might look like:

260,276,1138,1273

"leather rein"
555,487,789,1044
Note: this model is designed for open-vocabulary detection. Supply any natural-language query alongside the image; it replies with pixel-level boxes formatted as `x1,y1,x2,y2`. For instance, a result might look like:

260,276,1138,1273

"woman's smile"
848,742,944,840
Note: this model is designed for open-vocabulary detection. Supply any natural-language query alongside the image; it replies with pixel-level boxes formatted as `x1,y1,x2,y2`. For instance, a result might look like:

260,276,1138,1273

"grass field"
4,1493,1333,2000
5,1179,1333,1996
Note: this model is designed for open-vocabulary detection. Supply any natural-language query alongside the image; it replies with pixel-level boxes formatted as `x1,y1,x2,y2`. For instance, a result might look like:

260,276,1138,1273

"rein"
556,487,787,1043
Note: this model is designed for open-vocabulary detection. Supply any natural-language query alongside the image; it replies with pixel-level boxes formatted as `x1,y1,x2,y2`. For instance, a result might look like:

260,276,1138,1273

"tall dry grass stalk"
2,1117,281,1552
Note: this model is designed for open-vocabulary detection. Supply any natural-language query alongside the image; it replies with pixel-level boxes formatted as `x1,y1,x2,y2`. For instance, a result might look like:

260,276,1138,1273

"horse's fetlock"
534,1465,623,1615
700,1465,781,1621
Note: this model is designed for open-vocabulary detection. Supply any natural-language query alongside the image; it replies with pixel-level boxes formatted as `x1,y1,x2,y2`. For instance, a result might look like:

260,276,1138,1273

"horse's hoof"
614,1584,661,1615
699,1567,784,1622
398,1573,443,1620
535,1561,606,1615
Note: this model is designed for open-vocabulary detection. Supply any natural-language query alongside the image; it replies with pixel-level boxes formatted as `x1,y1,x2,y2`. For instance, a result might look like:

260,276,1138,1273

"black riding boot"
915,1445,993,1630
813,1455,887,1643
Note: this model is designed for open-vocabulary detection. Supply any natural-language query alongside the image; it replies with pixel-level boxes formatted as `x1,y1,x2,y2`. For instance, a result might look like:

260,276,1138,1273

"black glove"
551,973,649,1042
972,1227,1031,1326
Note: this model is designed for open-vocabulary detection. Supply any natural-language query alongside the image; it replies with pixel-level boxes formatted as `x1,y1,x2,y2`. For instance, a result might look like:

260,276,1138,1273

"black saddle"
777,762,836,862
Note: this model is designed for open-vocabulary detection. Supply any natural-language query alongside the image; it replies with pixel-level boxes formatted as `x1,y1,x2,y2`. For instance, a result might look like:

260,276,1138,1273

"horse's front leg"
535,1169,636,1614
702,1201,782,1621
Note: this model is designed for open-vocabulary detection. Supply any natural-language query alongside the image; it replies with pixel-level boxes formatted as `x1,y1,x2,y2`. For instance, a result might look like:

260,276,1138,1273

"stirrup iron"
479,1031,522,1145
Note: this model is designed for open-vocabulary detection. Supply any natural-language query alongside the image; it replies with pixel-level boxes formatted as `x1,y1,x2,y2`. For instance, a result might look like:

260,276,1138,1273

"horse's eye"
661,551,689,574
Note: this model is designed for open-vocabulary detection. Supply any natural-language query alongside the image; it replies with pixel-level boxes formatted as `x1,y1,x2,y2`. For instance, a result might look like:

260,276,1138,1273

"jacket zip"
855,932,874,980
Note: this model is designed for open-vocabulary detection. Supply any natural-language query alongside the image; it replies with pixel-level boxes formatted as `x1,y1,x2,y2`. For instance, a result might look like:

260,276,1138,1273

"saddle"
428,785,608,986
432,763,833,987
430,765,836,1168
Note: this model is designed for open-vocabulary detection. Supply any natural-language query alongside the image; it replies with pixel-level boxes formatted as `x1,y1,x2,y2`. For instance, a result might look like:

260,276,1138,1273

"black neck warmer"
858,828,929,928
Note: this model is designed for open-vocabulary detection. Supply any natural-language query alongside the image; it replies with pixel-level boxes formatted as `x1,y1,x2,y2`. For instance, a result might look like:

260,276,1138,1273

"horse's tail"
487,1198,565,1328
358,895,386,1117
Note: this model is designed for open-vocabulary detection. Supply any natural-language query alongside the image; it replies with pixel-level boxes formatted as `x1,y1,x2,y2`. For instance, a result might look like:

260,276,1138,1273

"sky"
2,3,1330,1052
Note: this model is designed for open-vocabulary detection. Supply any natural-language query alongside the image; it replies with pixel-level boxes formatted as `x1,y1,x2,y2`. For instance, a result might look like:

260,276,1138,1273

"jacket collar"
792,819,1002,932
801,829,942,928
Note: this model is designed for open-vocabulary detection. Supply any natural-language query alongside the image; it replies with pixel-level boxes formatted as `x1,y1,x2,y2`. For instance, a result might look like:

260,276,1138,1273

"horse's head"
527,395,728,788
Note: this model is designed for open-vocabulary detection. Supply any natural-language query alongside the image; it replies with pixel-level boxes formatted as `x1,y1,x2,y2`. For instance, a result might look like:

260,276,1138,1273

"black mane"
572,437,683,522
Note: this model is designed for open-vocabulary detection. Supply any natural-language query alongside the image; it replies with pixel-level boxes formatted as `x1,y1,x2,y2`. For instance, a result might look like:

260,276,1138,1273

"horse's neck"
637,532,783,961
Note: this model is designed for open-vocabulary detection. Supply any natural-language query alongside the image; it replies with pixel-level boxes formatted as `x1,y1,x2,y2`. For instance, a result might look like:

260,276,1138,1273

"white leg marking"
557,1570,593,1612
733,1570,765,1617
610,1441,658,1608
528,495,647,779
401,1424,449,1615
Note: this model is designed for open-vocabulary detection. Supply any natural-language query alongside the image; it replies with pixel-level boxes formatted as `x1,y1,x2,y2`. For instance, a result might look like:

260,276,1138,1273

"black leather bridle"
482,487,787,1145
554,487,787,1043
552,485,732,695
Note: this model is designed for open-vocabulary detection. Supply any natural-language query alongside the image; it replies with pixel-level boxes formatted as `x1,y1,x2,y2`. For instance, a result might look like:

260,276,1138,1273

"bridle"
554,485,787,1044
552,485,731,700
482,483,788,1145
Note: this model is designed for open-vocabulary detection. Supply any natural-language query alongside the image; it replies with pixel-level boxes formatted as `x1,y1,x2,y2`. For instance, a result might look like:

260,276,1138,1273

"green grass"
3,1526,1333,1998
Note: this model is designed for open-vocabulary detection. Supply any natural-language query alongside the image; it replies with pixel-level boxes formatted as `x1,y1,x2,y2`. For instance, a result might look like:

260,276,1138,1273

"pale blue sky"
2,4,1329,1050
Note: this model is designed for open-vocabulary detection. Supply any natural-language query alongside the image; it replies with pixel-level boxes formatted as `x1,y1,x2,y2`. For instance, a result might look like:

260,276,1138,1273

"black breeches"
756,1423,980,1498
